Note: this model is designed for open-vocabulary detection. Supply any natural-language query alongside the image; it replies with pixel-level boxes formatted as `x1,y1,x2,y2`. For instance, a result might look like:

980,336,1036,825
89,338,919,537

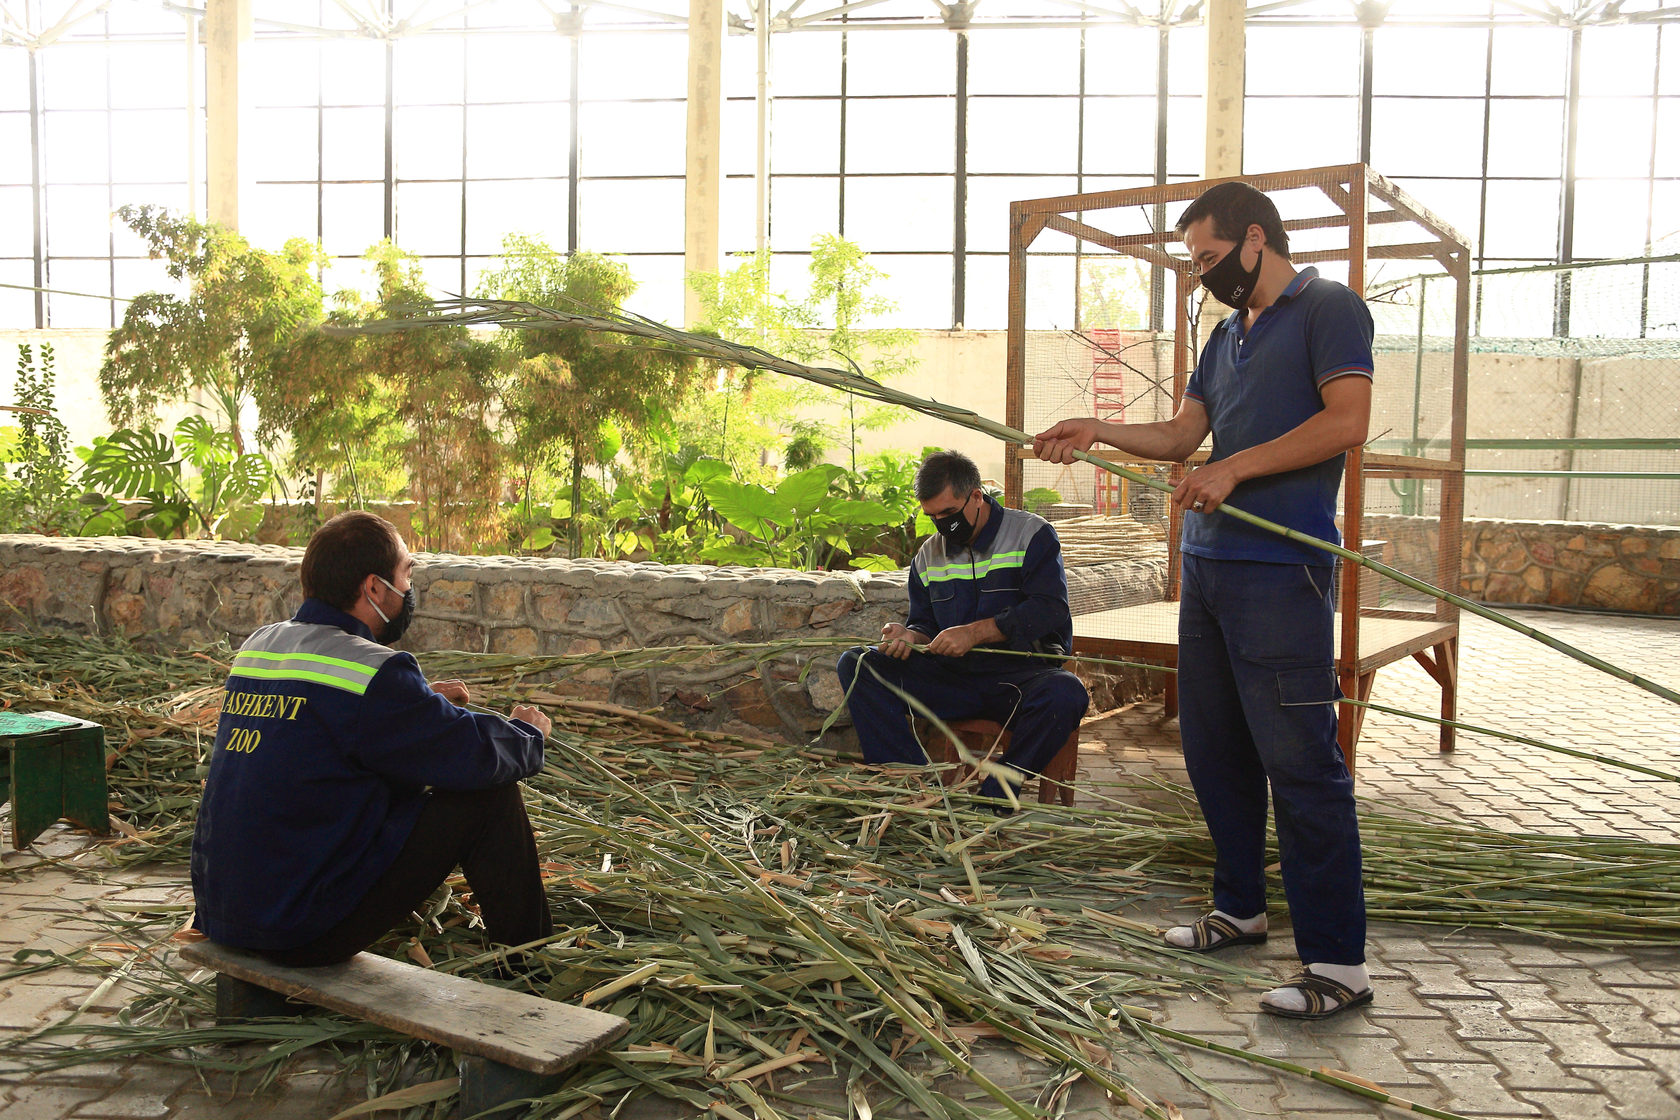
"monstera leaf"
175,415,237,468
224,453,275,504
79,429,181,499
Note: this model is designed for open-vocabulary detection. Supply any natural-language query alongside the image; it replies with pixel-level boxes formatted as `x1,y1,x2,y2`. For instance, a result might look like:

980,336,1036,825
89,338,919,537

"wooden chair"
919,717,1079,807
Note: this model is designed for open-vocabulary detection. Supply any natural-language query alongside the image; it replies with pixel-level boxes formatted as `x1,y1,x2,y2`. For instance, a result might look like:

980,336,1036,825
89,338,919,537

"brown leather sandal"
1168,912,1268,953
1260,970,1375,1020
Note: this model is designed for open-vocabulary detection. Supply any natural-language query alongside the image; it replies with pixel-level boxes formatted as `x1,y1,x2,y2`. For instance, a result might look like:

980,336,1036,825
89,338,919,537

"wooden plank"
1040,213,1181,272
180,941,629,1075
1363,452,1464,475
1072,602,1457,675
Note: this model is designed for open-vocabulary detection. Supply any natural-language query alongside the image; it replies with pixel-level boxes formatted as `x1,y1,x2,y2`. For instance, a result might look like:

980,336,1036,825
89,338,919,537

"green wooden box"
0,710,111,849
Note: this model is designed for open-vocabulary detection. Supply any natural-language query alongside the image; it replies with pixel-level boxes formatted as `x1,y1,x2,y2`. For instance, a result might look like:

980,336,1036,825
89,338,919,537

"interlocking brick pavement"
1,608,1677,1119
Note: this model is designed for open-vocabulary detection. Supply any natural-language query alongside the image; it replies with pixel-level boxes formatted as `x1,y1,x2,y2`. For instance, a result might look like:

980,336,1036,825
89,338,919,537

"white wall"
812,330,1012,483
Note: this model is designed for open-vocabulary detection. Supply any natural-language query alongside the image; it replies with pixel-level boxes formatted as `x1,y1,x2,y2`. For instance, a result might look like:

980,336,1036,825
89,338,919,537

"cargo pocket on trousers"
1276,665,1340,707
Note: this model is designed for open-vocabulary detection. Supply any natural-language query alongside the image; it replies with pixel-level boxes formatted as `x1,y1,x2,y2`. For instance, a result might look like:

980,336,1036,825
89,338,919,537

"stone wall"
0,535,1155,745
1365,515,1680,615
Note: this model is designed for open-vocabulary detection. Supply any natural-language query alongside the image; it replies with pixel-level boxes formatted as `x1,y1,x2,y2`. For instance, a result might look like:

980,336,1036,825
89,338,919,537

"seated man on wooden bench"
836,450,1089,810
190,511,556,967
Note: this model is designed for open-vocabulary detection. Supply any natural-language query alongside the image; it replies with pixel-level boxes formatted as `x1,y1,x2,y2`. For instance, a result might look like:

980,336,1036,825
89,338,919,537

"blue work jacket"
906,495,1074,674
190,598,546,950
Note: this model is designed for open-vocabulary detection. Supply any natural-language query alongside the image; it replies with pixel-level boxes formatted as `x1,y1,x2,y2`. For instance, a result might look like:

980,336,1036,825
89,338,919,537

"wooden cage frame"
1003,164,1469,772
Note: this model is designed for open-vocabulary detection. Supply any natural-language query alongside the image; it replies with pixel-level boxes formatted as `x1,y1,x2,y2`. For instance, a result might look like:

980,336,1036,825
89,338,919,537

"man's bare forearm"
1086,418,1203,463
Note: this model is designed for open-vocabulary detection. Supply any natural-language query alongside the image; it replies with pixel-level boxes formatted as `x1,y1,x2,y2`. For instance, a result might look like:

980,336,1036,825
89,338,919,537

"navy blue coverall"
836,495,1088,798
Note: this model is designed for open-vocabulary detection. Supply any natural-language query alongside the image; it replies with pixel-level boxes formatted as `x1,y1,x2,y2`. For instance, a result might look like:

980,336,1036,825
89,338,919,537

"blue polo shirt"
1181,267,1374,567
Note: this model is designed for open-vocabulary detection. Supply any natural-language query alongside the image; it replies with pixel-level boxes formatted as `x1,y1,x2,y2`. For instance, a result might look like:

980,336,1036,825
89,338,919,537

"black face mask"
1199,237,1262,310
368,575,416,645
933,494,977,550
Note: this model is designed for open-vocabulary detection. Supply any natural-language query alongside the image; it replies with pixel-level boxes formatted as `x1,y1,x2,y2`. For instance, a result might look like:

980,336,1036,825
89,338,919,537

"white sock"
1163,908,1267,948
1261,961,1370,1012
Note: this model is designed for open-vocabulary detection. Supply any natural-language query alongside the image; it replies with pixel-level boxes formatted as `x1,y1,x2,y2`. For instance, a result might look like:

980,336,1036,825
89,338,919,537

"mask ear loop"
366,575,399,625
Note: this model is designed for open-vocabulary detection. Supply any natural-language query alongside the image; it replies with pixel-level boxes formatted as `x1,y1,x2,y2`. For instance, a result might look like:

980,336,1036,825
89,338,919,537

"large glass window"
0,3,1674,332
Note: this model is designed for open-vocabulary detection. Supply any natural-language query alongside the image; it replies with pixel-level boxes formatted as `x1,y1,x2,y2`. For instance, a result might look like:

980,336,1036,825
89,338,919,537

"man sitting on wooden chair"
836,450,1088,808
190,511,555,966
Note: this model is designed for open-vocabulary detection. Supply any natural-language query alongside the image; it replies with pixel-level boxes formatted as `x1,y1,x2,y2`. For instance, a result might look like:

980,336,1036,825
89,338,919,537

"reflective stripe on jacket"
906,495,1074,673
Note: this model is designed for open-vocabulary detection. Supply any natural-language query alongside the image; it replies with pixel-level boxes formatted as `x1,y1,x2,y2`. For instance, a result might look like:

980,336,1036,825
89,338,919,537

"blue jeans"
835,648,1088,798
1177,554,1366,966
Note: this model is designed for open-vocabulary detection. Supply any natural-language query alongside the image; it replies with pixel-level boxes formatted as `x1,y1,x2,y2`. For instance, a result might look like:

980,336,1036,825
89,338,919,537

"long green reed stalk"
341,297,1680,711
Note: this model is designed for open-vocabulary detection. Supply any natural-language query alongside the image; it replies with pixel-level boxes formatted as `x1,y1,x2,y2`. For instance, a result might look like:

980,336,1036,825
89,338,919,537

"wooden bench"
179,940,630,1118
919,717,1079,806
0,710,110,849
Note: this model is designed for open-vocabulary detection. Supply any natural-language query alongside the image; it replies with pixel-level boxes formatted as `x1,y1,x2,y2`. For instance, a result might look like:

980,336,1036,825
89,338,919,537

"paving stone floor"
1,607,1676,1119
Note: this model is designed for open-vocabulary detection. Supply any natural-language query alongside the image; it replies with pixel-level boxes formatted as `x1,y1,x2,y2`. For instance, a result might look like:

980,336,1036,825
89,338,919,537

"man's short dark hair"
915,449,982,504
1176,180,1291,261
300,511,403,611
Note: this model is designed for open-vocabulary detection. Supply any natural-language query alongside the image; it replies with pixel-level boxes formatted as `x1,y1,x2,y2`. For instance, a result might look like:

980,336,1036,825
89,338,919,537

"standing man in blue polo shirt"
1035,181,1374,1019
836,449,1088,808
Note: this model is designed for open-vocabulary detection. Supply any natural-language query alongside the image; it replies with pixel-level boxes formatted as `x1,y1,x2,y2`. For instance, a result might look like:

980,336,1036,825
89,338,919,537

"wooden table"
1071,601,1459,771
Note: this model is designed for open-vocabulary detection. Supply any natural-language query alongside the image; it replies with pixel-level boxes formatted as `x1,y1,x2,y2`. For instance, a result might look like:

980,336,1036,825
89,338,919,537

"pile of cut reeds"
3,628,1678,1120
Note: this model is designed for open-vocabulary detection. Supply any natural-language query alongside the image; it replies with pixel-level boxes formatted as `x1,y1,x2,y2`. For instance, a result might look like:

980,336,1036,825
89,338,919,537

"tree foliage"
276,242,507,552
477,236,703,554
0,343,78,535
686,238,918,477
99,205,324,453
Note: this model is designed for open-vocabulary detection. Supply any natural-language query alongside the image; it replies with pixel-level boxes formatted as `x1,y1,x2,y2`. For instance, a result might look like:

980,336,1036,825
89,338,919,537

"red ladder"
1089,329,1126,513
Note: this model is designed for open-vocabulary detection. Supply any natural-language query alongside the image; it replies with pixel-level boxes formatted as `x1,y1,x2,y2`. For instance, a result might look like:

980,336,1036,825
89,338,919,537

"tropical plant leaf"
79,429,181,500
132,495,194,539
174,415,237,469
850,553,901,572
548,497,574,521
826,498,899,527
224,453,274,505
213,503,264,542
774,464,843,516
702,478,789,531
79,507,128,536
684,458,732,487
522,526,556,551
698,541,770,566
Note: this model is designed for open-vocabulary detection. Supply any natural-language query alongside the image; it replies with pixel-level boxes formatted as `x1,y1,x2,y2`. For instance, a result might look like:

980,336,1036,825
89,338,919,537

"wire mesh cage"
1003,165,1470,763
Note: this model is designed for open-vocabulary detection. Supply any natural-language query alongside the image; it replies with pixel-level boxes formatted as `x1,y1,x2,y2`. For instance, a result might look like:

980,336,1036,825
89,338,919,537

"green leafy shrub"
0,344,78,535
78,417,274,540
